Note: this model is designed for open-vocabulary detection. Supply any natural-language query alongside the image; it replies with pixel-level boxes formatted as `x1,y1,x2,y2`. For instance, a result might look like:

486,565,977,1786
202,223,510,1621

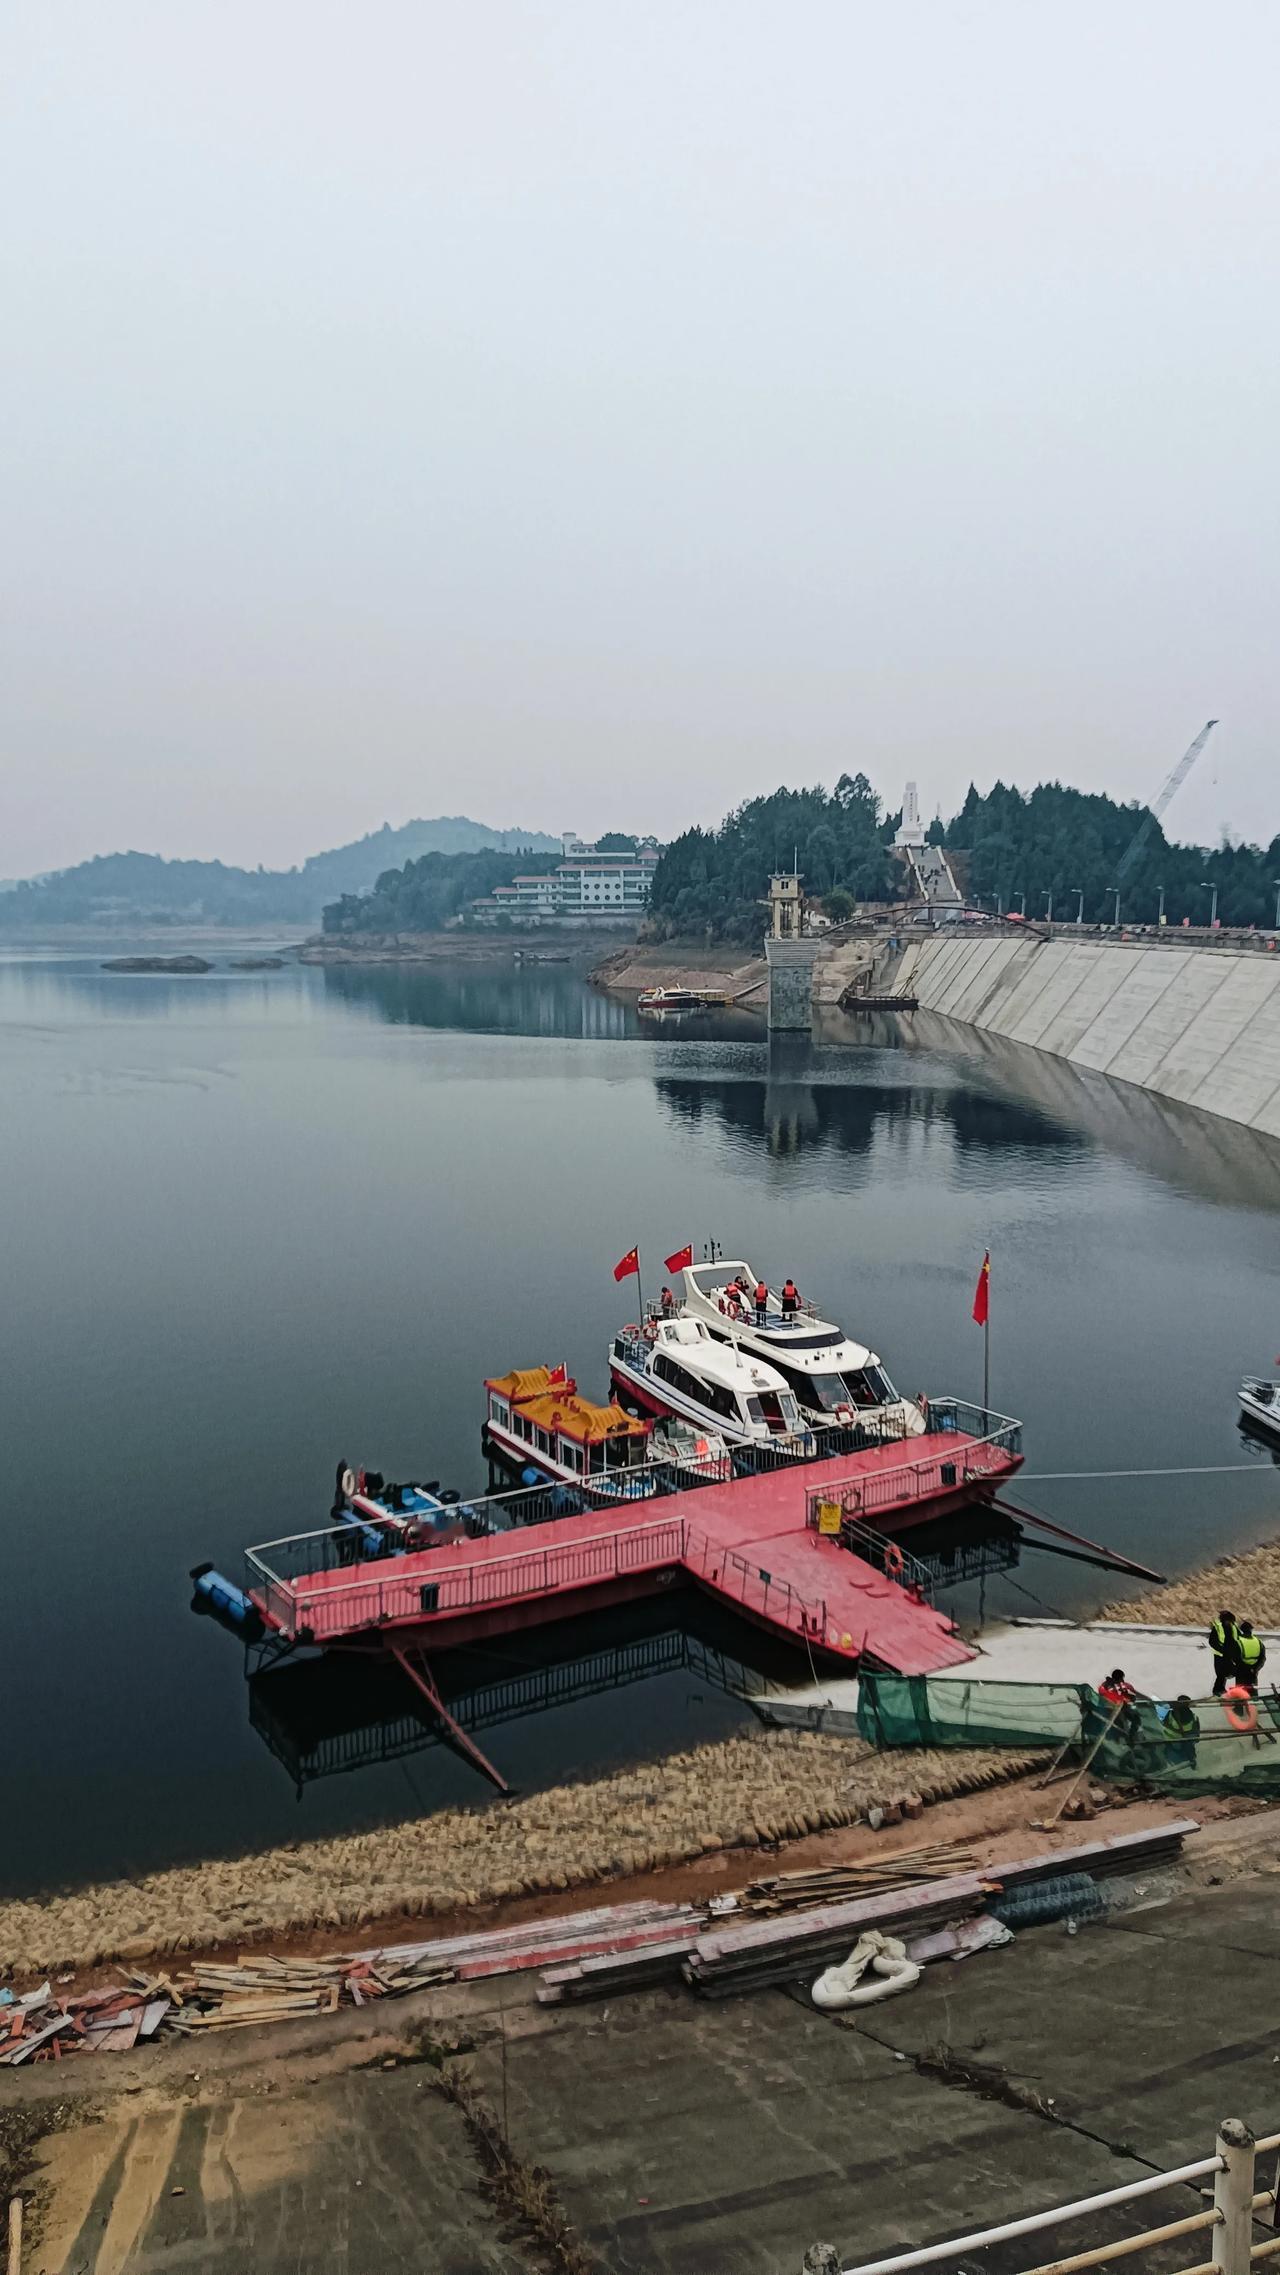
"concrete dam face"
889,933,1280,1138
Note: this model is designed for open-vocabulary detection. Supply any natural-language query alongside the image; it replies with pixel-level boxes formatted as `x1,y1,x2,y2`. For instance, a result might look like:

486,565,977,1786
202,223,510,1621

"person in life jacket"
781,1277,801,1316
1208,1609,1240,1696
754,1279,769,1325
1236,1621,1266,1693
659,1285,676,1317
1161,1694,1200,1768
1098,1668,1142,1744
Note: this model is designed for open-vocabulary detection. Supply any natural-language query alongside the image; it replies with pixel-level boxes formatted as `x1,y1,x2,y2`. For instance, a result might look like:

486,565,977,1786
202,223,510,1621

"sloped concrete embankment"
889,934,1280,1134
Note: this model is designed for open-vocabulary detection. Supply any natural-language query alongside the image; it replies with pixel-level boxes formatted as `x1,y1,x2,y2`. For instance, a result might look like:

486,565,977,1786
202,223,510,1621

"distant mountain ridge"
0,816,562,926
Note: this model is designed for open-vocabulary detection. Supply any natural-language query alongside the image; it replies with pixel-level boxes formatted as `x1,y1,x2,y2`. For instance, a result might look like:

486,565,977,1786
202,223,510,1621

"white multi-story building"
470,833,659,926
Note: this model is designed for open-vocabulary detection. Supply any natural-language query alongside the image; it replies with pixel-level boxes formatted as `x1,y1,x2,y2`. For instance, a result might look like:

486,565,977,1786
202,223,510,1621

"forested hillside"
323,849,560,934
949,782,1280,927
648,776,893,943
647,773,1280,940
0,816,558,926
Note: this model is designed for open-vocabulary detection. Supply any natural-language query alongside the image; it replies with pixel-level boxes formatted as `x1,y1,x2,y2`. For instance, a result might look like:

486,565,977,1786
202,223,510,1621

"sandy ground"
589,939,767,997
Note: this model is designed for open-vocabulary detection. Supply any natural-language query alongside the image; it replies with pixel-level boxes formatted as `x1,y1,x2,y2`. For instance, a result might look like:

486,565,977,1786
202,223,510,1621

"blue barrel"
190,1562,264,1636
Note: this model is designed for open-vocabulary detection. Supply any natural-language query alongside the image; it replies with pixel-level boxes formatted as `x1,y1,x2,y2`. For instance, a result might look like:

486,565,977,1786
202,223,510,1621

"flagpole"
636,1247,644,1329
983,1302,990,1431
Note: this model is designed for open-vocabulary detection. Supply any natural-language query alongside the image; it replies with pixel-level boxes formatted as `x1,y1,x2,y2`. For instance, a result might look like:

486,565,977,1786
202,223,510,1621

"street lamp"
1157,882,1166,926
1202,878,1219,930
1273,878,1280,931
1073,888,1084,925
1042,890,1054,925
1112,888,1122,928
1016,891,1026,917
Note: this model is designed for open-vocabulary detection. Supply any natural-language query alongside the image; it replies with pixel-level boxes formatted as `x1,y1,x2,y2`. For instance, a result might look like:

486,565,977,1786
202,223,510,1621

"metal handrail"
840,2151,1226,2275
268,1512,690,1611
838,1516,934,1600
804,1405,1022,1535
837,2121,1280,2275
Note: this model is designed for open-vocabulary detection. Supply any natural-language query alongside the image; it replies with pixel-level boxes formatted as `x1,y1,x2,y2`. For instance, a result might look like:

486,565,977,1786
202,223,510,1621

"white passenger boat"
673,1259,925,1439
609,1316,812,1451
1239,1377,1280,1440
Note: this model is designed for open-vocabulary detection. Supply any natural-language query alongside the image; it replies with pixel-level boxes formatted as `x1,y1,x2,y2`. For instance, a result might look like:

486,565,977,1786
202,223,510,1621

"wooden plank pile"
736,1840,979,1914
683,1873,992,1998
350,1900,706,1986
169,1951,455,2033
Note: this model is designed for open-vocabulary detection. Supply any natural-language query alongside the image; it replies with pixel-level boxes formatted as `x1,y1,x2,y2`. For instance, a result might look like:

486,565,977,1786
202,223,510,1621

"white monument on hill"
894,781,926,850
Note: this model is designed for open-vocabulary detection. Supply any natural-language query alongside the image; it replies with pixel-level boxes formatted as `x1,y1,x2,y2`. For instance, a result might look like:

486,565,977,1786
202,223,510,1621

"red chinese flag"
613,1246,640,1283
664,1243,693,1274
972,1251,990,1327
547,1362,568,1385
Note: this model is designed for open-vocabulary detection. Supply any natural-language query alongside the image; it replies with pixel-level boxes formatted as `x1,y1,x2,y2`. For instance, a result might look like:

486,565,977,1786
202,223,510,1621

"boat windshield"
787,1366,897,1412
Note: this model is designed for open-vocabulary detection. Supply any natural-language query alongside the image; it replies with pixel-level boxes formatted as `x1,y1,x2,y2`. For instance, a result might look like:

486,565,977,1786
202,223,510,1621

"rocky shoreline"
0,1730,1041,1979
298,929,613,965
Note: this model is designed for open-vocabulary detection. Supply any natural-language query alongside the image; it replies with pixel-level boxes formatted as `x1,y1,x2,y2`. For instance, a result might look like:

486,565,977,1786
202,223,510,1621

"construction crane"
1114,719,1219,886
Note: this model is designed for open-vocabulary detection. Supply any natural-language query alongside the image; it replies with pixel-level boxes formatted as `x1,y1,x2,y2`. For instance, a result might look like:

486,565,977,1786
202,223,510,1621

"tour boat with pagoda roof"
483,1366,662,1502
673,1259,925,1439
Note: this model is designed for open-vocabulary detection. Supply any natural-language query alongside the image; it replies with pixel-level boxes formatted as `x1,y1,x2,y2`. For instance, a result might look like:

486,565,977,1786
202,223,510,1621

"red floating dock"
249,1426,1021,1677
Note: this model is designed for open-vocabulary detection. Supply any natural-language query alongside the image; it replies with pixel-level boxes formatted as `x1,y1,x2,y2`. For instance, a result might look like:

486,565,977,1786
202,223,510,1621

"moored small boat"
637,986,711,1014
609,1316,813,1451
1240,1377,1280,1439
483,1366,660,1501
330,1463,475,1556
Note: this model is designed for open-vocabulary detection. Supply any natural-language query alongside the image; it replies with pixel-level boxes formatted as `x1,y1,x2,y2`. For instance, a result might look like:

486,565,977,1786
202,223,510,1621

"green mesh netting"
857,1674,1280,1797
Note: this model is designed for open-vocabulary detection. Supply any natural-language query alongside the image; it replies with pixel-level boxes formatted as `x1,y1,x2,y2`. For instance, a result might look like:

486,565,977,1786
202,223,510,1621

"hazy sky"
4,2,1277,876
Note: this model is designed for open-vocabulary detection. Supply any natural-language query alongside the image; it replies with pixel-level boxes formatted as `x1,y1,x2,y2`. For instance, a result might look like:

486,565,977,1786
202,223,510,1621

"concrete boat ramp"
755,1615,1280,1731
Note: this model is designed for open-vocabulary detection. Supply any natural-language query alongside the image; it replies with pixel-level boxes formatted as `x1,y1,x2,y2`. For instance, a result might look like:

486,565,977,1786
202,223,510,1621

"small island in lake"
100,955,214,974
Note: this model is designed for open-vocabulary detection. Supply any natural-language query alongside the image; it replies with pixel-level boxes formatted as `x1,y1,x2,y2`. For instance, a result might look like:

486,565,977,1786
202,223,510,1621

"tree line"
647,776,893,944
323,848,562,934
647,776,1280,939
947,781,1280,929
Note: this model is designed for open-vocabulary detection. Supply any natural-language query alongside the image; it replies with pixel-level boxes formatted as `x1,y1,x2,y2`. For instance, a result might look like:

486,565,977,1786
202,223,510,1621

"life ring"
340,1467,357,1501
884,1542,906,1579
1224,1686,1258,1734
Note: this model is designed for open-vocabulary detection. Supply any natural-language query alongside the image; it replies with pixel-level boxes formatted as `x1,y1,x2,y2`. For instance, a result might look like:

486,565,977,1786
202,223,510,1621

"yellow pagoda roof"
485,1365,556,1402
484,1365,648,1444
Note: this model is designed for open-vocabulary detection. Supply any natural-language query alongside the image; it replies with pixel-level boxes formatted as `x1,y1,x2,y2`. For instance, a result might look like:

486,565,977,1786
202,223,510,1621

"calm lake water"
4,942,1280,1898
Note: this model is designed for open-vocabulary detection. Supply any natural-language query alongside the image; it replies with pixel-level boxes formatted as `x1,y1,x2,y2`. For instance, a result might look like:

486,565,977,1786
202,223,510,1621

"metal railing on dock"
830,2117,1280,2275
247,1513,832,1653
804,1400,1021,1535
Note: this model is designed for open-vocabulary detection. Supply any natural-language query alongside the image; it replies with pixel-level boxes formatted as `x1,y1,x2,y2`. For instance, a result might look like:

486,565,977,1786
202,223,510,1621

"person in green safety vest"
1236,1622,1267,1694
1162,1695,1201,1768
1208,1609,1240,1695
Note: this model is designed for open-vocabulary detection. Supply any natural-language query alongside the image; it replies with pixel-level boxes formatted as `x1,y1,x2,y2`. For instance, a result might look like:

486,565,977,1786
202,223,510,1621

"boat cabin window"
844,1366,895,1408
559,1438,583,1471
745,1390,799,1434
489,1394,511,1426
535,1426,553,1455
655,1352,738,1421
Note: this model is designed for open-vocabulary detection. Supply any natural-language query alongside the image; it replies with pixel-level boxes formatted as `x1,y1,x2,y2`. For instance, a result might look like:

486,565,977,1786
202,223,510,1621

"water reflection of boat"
676,1258,925,1438
1240,1377,1280,1441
